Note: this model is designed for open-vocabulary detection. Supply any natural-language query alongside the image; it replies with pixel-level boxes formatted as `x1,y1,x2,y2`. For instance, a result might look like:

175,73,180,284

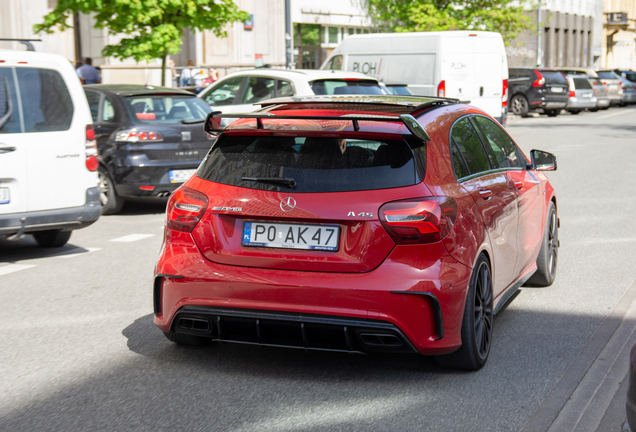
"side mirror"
203,111,223,135
529,149,557,171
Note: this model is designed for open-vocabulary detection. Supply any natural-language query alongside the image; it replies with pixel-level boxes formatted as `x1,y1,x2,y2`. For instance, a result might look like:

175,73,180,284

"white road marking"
597,109,636,120
54,247,101,259
109,234,155,243
0,264,36,276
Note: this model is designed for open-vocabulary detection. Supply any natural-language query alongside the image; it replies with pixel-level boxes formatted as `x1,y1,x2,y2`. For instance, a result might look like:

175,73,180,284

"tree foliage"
366,0,535,44
34,0,250,85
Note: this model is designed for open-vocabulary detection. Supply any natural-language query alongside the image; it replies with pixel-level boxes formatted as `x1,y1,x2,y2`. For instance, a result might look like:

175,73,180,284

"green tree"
366,0,535,44
34,0,250,86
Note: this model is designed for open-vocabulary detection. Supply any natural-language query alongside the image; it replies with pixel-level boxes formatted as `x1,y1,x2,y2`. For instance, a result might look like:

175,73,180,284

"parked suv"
154,95,558,371
508,68,569,117
0,49,100,247
84,85,212,214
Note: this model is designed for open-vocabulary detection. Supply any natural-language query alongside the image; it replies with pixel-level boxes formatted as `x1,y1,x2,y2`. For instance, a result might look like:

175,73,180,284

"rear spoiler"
204,112,433,142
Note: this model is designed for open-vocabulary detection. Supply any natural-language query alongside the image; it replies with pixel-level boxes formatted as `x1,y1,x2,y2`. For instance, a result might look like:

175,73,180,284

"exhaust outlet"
177,317,211,332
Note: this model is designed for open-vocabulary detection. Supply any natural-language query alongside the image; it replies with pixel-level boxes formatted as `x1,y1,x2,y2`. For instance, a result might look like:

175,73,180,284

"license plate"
551,87,564,93
169,169,196,183
0,187,9,204
242,222,340,251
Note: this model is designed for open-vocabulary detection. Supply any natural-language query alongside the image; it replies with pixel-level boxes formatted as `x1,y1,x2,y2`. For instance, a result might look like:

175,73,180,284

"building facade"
602,0,636,69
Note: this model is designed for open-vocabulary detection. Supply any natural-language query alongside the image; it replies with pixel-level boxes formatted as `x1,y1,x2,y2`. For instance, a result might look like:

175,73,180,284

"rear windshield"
541,71,568,85
623,72,636,82
124,95,210,124
309,80,384,96
573,78,592,89
597,71,617,79
197,135,421,193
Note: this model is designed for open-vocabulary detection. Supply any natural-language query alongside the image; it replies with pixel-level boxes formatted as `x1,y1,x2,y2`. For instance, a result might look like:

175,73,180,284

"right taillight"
379,197,457,244
85,124,98,171
437,80,446,97
532,70,545,87
569,90,575,98
166,187,209,233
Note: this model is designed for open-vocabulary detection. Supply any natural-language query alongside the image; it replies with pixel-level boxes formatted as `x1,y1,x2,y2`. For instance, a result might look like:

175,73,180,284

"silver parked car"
595,70,624,106
565,75,596,114
588,76,610,110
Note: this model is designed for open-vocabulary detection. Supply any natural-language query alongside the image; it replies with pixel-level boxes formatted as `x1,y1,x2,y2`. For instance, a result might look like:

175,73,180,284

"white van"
0,49,100,247
320,31,509,125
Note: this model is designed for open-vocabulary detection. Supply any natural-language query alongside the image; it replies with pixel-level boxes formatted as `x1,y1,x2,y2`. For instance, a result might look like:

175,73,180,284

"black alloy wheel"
435,254,493,370
525,202,558,287
98,166,124,215
510,94,529,117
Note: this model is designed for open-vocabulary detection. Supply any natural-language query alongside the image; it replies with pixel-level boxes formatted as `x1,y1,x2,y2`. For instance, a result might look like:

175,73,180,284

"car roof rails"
0,38,42,52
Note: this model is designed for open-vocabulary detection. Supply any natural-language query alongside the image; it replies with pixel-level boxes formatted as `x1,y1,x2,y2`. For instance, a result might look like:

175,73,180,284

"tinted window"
310,79,384,95
202,76,243,106
124,95,210,124
542,71,567,85
197,135,418,193
450,117,490,175
573,78,592,89
450,140,470,179
0,68,21,134
241,77,276,104
623,72,636,82
473,116,525,169
597,71,618,79
17,68,73,132
85,90,100,122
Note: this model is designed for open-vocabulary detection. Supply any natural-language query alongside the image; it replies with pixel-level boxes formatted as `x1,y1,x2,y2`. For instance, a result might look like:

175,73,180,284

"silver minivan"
565,75,597,114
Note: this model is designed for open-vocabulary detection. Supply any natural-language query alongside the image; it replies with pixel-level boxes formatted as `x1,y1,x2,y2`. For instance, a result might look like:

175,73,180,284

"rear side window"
309,79,384,95
0,67,73,133
124,95,210,124
572,78,592,89
541,71,568,85
241,77,276,104
85,90,100,122
450,117,490,176
197,135,419,193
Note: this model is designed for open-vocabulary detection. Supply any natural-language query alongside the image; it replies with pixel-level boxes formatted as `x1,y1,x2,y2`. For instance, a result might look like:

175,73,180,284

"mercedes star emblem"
280,197,296,212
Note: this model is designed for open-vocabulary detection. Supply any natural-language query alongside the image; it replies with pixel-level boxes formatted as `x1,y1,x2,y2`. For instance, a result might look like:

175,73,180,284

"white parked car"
0,49,100,247
197,69,385,118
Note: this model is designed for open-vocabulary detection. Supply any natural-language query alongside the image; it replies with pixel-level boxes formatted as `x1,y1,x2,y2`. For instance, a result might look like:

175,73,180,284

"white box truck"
320,31,509,125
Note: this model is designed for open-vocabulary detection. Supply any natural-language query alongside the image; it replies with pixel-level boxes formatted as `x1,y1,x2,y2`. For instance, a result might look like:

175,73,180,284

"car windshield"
309,79,384,95
197,135,421,193
124,95,211,124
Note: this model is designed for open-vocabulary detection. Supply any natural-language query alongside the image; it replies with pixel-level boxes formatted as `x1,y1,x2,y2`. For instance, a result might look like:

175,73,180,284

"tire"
33,230,72,247
510,94,529,117
163,331,210,346
544,109,560,117
435,254,493,371
568,109,581,115
524,202,558,287
98,166,124,215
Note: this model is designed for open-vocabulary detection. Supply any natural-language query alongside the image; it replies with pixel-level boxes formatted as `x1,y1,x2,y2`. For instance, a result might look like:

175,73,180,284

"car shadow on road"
122,313,456,380
0,236,91,263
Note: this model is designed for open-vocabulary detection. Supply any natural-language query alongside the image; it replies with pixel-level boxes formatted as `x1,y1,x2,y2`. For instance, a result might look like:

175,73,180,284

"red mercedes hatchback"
154,96,558,370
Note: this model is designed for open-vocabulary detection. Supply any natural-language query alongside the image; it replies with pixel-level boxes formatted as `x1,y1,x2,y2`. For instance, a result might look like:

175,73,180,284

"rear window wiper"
242,176,297,189
181,118,206,124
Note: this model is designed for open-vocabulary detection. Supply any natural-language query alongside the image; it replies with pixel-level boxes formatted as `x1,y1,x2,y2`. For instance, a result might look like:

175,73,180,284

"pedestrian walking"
77,57,101,85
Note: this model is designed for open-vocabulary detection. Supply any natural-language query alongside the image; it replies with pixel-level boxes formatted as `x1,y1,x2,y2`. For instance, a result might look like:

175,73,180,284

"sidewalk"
520,279,636,432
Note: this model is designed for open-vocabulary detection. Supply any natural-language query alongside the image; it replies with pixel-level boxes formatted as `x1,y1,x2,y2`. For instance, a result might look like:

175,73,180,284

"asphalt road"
1,106,636,432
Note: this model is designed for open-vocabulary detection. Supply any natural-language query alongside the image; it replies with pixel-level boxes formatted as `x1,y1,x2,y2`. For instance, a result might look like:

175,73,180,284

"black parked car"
84,85,213,214
508,68,569,117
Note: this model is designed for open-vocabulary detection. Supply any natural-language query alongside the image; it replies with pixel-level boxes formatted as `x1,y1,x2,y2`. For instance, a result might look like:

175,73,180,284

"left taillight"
85,125,98,171
379,197,457,244
166,187,209,233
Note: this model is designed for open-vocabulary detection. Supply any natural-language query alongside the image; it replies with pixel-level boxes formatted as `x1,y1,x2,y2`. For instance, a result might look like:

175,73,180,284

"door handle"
0,146,16,154
478,188,493,200
514,181,524,190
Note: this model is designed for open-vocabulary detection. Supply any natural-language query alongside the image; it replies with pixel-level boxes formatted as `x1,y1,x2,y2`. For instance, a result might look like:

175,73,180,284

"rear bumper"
567,98,597,109
112,159,202,198
154,230,472,355
0,188,101,235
